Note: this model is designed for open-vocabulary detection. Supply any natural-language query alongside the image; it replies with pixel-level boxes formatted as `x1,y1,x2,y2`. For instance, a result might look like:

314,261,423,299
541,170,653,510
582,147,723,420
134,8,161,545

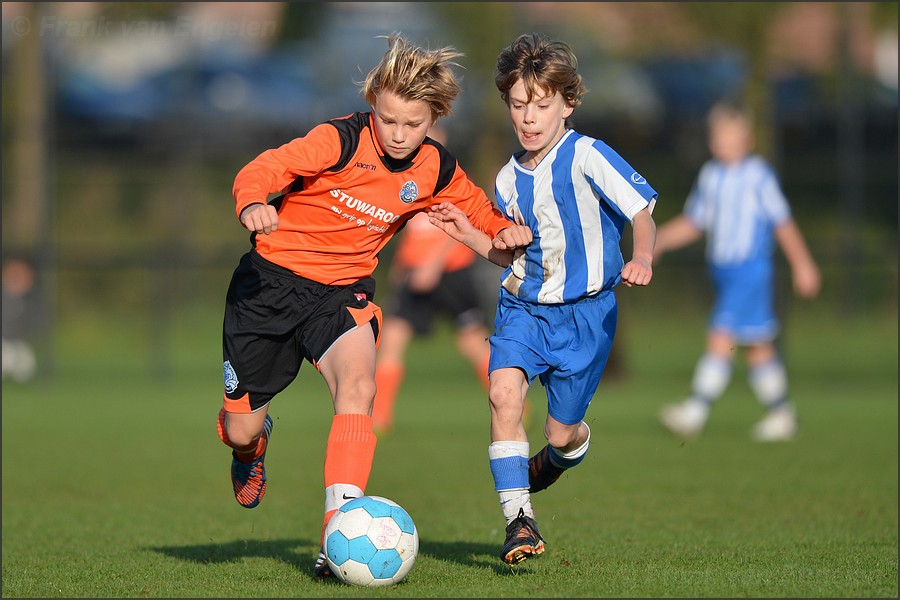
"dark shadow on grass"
148,537,537,579
418,539,540,577
148,537,329,581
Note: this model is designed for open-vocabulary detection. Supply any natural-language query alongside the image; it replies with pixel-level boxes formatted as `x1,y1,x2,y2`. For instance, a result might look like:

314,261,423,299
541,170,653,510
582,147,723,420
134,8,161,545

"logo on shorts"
354,292,367,302
223,360,239,393
631,172,646,185
399,180,419,204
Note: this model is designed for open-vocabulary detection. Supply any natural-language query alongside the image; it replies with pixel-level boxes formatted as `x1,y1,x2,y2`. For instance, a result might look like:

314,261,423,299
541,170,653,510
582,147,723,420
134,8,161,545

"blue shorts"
709,260,778,343
488,287,618,425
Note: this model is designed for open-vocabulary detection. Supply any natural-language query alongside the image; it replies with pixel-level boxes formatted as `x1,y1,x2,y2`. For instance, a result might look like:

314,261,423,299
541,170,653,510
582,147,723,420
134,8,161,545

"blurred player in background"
373,125,532,435
216,34,531,580
430,33,658,565
2,258,38,383
656,100,821,442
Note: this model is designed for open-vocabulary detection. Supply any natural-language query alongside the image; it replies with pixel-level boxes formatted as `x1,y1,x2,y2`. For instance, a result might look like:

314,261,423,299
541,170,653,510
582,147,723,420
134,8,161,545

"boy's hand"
792,261,821,299
620,256,652,287
427,202,476,243
240,203,279,234
493,225,532,250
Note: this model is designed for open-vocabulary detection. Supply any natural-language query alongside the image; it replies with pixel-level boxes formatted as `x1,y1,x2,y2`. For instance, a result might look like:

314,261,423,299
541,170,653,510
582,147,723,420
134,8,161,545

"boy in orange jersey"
216,34,532,580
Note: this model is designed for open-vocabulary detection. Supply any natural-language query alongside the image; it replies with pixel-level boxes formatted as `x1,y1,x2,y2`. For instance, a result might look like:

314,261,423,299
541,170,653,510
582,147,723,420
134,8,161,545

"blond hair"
495,32,586,109
361,34,464,120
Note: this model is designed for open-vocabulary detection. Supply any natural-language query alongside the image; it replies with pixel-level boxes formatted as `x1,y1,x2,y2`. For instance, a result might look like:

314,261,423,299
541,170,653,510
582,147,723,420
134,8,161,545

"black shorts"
222,250,380,412
387,264,486,336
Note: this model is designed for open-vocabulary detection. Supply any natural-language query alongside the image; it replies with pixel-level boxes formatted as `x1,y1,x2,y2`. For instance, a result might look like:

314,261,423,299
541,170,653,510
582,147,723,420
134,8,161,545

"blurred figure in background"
373,125,529,435
656,100,821,442
2,258,38,383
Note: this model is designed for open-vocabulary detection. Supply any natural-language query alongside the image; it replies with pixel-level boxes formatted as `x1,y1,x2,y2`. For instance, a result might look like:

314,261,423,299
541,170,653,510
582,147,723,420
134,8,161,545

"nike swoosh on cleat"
342,494,358,500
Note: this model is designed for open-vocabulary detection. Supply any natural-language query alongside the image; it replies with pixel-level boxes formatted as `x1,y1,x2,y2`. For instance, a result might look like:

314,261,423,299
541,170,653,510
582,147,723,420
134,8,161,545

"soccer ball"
324,495,418,587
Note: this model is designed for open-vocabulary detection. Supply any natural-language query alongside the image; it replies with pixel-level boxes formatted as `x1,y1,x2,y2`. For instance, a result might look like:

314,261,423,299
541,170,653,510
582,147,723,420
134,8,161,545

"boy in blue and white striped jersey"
429,32,657,565
656,100,821,443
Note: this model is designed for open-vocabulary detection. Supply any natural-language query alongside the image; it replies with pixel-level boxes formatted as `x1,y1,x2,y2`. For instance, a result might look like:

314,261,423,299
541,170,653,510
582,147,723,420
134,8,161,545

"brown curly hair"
495,32,587,110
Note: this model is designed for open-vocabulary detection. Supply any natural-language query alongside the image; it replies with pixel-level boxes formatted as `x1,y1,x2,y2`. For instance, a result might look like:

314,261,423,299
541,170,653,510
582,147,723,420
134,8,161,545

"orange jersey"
393,213,476,272
233,112,512,285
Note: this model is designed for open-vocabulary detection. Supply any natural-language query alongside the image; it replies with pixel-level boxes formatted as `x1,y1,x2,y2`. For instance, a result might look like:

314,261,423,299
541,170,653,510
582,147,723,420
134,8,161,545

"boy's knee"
545,420,587,450
488,385,525,417
217,408,262,449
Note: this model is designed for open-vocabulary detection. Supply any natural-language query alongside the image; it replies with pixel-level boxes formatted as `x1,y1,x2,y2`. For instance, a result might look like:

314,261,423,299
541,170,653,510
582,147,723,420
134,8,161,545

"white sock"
498,489,533,523
749,358,788,410
489,441,532,523
690,353,732,406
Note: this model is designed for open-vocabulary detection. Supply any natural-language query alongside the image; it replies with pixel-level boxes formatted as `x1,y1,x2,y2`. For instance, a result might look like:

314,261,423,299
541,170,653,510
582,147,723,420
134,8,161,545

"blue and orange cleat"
231,414,273,509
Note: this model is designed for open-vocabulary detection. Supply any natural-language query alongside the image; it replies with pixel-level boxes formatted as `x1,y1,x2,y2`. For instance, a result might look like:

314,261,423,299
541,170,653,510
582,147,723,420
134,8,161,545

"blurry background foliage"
1,1,897,379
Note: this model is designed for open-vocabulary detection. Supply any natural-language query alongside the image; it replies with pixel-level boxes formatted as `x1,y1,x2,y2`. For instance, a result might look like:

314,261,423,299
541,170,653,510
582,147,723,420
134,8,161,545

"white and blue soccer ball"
324,495,419,587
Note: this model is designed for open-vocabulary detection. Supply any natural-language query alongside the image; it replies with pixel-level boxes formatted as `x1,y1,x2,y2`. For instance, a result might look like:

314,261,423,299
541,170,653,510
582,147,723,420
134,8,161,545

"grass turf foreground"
2,309,897,598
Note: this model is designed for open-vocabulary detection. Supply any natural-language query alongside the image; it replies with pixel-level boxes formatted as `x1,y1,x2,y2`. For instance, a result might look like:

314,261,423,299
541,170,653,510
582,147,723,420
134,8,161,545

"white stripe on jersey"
494,129,658,304
684,155,791,266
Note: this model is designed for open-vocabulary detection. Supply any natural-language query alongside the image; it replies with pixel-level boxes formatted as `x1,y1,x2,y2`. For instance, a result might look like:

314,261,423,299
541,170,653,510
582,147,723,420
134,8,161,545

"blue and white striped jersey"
684,155,791,267
494,129,658,305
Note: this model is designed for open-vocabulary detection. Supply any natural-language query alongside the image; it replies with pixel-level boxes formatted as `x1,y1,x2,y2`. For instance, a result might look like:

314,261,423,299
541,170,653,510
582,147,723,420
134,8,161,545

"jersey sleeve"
756,161,792,226
683,162,712,231
436,163,514,239
232,123,343,220
584,139,658,221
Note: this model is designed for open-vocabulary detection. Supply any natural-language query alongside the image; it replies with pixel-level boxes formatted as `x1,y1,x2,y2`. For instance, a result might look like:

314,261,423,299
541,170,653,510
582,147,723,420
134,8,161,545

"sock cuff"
216,408,232,447
330,413,375,441
488,440,530,460
699,352,733,372
377,361,405,377
750,357,786,376
553,423,591,465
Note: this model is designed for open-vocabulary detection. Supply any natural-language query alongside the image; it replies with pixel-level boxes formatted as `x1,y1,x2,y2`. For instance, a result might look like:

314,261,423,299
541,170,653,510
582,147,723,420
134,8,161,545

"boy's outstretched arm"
652,214,702,262
621,207,656,288
775,218,821,299
427,202,531,267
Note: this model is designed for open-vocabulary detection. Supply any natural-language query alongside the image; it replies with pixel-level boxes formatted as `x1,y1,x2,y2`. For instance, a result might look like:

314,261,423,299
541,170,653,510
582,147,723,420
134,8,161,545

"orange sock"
321,413,377,543
373,362,404,431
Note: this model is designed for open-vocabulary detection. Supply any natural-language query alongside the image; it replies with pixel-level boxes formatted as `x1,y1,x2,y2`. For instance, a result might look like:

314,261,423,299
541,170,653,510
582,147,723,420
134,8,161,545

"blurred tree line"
1,2,896,379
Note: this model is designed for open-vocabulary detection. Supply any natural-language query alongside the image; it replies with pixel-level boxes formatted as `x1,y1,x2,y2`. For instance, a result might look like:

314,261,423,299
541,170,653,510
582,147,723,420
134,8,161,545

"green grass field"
2,306,897,598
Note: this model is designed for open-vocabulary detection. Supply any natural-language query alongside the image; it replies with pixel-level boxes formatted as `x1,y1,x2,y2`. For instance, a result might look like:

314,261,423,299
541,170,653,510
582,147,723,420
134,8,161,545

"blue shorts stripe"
489,455,529,492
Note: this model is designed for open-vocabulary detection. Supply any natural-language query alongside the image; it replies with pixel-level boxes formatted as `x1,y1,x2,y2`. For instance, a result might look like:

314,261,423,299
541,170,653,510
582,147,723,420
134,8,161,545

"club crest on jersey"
223,360,239,393
399,181,419,204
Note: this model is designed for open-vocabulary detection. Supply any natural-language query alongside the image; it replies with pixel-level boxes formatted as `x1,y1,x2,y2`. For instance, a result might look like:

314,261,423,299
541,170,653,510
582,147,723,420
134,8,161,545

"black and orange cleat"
231,414,272,508
528,444,565,494
314,548,334,580
500,508,545,565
